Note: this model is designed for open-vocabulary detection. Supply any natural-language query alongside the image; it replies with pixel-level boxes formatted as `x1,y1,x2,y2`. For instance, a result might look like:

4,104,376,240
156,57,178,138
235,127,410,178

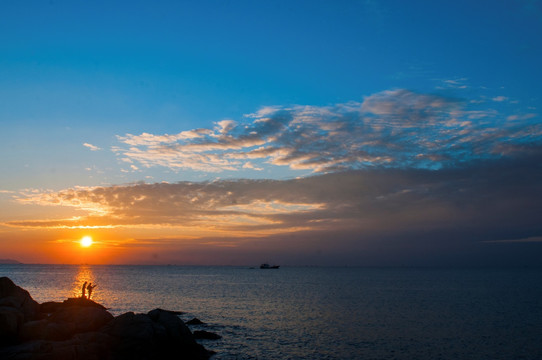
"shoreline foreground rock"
0,277,214,360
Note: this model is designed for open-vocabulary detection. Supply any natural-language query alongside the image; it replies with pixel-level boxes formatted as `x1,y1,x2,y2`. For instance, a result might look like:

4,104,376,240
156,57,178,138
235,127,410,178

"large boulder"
194,330,222,340
0,332,115,360
47,331,114,360
49,305,114,334
186,317,205,325
39,297,106,315
0,277,41,344
0,277,40,321
20,319,69,341
0,306,25,344
40,301,63,314
102,312,156,340
20,297,114,342
101,310,213,360
60,297,107,310
0,339,54,360
148,308,193,340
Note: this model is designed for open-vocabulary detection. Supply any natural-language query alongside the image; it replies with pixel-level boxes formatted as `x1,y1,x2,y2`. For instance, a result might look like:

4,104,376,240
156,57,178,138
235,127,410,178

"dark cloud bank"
199,147,542,267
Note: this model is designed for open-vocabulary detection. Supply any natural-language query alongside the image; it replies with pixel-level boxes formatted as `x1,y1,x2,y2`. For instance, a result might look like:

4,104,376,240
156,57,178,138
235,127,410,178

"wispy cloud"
507,113,537,121
439,78,469,89
492,96,509,102
83,143,101,151
112,89,540,174
483,237,542,244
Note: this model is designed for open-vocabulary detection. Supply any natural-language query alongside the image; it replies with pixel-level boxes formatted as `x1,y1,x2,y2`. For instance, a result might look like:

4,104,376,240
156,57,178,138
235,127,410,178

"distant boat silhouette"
260,263,280,269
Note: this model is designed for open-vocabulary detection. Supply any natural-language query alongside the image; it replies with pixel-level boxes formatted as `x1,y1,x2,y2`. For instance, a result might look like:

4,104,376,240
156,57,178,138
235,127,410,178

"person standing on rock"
81,281,88,299
87,283,97,300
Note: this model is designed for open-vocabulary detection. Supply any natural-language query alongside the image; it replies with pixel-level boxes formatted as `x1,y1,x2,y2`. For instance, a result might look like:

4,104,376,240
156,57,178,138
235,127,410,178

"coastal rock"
20,305,114,342
101,309,212,359
40,301,63,314
61,297,108,310
149,307,184,316
0,277,40,344
186,317,205,325
50,304,114,333
102,311,156,339
0,277,40,321
20,319,70,341
48,331,114,360
0,306,24,343
0,340,54,359
194,330,222,340
0,277,214,360
148,308,193,340
1,332,115,360
19,296,114,342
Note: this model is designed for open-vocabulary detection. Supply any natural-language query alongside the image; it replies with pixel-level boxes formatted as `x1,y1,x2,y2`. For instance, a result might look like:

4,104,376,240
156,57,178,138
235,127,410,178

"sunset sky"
1,1,541,265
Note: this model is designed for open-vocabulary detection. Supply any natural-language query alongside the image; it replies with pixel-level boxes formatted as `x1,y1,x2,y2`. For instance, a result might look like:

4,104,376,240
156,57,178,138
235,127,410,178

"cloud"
112,89,541,174
83,143,101,151
360,89,458,121
483,237,542,244
507,113,537,121
6,147,542,265
492,96,509,102
441,78,469,89
8,148,542,242
9,178,331,232
242,161,263,171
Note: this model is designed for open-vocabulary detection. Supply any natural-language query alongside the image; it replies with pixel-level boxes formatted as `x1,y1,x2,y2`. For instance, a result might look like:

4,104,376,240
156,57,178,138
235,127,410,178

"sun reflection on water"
71,265,99,301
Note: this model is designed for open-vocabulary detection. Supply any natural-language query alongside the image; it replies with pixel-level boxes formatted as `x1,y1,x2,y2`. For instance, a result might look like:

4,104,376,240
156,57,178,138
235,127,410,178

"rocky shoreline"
0,276,216,360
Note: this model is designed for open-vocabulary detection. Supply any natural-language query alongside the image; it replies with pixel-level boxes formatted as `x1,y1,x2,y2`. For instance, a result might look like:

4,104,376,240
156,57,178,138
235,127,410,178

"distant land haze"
0,259,21,264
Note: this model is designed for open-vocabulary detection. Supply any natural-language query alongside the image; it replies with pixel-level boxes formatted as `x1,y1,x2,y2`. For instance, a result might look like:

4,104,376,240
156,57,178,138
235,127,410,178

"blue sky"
1,1,541,265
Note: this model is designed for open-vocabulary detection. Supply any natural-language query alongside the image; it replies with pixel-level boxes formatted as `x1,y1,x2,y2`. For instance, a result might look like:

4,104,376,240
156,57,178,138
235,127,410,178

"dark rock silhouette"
61,297,108,310
0,277,40,344
0,277,214,360
194,330,222,340
186,317,205,325
150,308,184,316
40,301,64,313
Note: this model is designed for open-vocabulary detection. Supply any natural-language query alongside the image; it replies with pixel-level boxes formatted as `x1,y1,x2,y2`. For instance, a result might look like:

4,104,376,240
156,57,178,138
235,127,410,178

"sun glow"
80,236,93,247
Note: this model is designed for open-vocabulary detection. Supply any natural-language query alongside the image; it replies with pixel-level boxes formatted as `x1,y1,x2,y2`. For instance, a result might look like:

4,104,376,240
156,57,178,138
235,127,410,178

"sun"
80,236,93,248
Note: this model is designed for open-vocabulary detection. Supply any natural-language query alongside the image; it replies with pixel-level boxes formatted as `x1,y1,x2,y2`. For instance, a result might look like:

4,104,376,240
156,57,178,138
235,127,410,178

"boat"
260,263,280,269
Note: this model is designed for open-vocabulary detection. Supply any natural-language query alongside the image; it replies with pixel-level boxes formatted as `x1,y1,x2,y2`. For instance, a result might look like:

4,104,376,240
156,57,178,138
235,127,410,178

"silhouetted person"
87,283,97,300
81,281,88,299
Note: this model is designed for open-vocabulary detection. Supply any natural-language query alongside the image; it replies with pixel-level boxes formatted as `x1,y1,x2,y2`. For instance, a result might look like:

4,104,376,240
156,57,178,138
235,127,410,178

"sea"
1,264,541,360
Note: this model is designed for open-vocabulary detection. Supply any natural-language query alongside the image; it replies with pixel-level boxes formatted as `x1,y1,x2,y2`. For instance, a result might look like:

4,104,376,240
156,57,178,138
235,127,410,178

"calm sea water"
1,265,541,359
